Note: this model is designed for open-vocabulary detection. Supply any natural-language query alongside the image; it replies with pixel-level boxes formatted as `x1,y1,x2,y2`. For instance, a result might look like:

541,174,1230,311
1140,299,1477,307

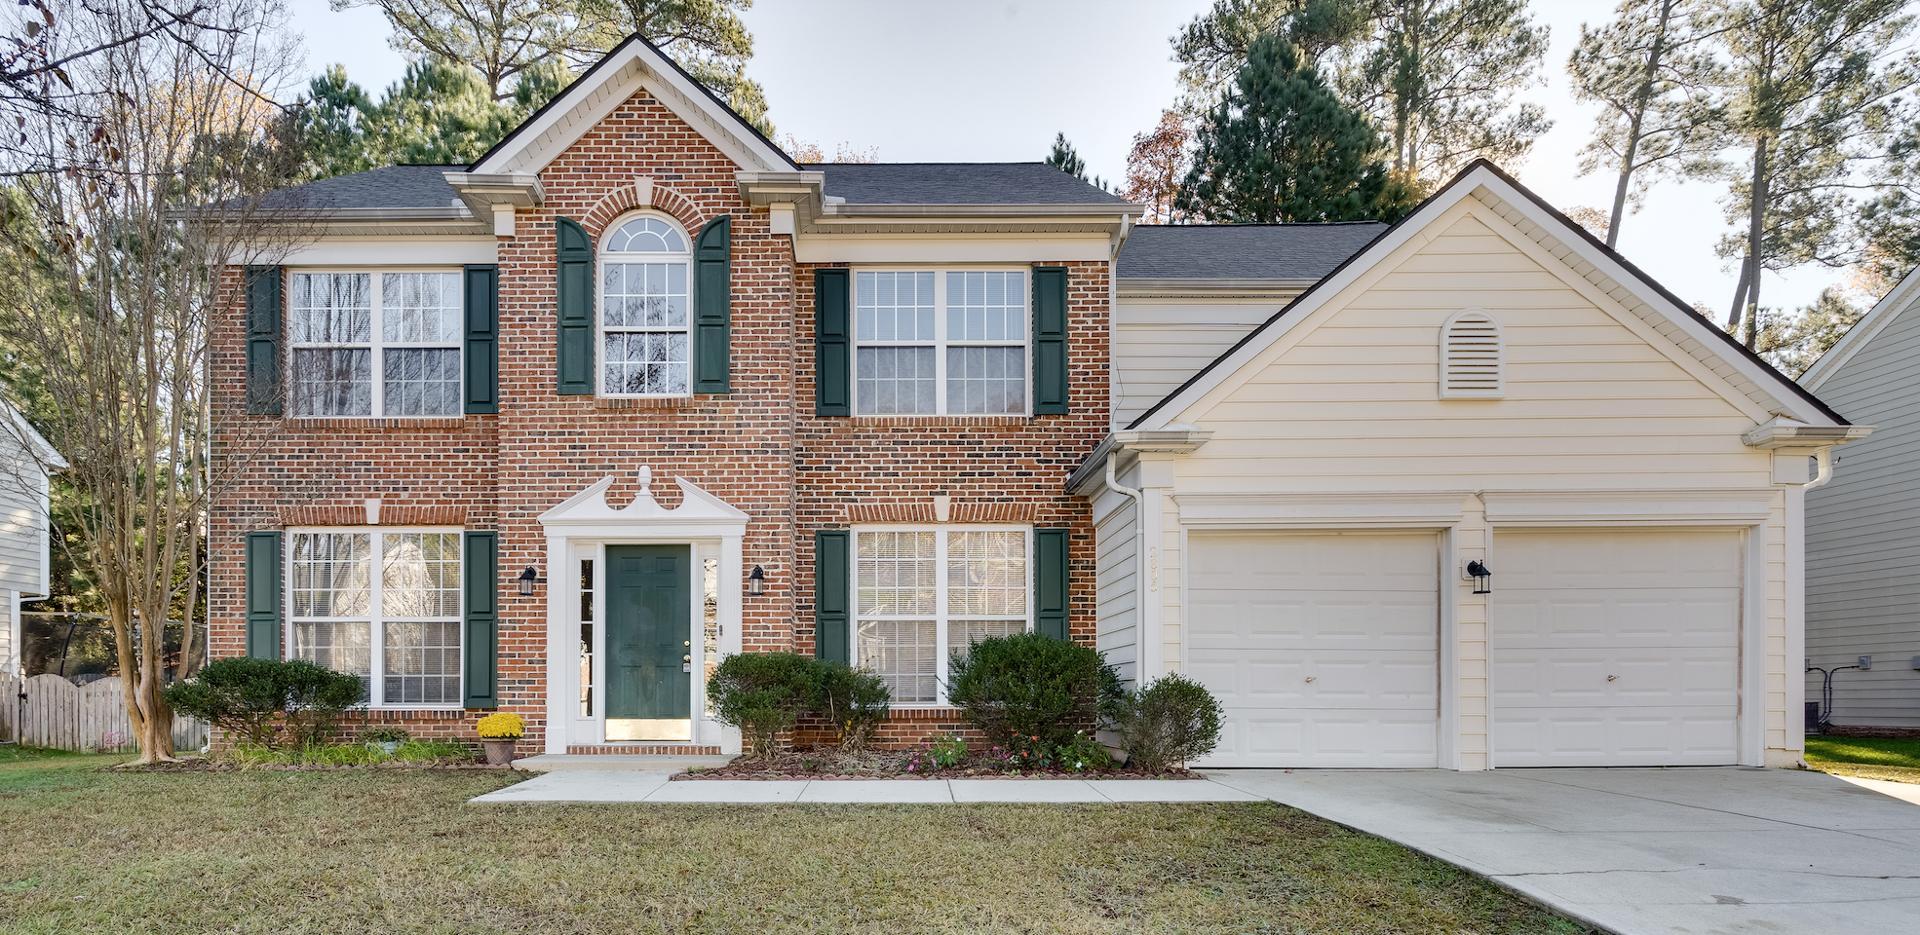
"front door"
604,545,692,741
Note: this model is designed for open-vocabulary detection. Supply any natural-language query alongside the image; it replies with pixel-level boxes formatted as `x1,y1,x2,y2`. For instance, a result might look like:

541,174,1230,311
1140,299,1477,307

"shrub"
906,734,967,773
1055,729,1114,772
476,712,524,740
946,632,1122,748
706,652,819,760
163,658,364,749
363,726,410,744
812,662,891,751
1109,674,1223,772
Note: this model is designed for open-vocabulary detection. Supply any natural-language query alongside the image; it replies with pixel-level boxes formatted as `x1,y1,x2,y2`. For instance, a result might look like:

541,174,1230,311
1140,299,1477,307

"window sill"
844,415,1030,427
358,707,470,719
593,396,695,410
882,706,970,720
283,416,473,430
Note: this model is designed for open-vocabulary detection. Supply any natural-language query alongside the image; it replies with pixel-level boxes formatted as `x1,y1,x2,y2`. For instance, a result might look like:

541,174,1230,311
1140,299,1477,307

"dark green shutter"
244,267,282,415
1035,528,1070,640
693,215,731,393
555,218,594,395
814,269,850,416
244,531,282,659
463,531,499,709
814,530,850,661
1032,266,1068,414
463,264,499,413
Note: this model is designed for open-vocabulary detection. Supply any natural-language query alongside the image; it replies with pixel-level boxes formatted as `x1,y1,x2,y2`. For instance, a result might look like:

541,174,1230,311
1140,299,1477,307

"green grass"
1806,735,1920,783
226,740,474,768
0,753,1585,934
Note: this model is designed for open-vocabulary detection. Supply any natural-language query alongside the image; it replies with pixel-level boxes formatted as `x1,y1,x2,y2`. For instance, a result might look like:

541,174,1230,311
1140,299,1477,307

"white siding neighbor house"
0,404,63,675
1799,268,1920,730
1084,161,1866,770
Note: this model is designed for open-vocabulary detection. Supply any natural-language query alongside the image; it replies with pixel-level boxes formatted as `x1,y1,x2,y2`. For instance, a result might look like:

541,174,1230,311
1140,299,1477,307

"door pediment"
539,467,748,537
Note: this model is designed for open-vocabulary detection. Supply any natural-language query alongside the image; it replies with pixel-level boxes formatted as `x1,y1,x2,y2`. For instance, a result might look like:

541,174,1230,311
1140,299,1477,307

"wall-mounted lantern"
747,564,767,596
1465,560,1492,595
518,565,542,597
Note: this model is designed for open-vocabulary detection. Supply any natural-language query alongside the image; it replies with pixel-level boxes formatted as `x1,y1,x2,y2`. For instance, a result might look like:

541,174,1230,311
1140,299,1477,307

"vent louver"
1441,311,1503,398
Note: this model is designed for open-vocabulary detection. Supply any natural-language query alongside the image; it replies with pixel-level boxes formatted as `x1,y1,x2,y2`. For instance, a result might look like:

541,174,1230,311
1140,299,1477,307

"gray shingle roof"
1117,222,1387,281
808,162,1129,205
255,165,464,212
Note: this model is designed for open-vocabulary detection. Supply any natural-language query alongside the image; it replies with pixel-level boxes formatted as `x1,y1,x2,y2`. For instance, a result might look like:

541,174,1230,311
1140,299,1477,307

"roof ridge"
804,161,1051,167
1133,221,1389,229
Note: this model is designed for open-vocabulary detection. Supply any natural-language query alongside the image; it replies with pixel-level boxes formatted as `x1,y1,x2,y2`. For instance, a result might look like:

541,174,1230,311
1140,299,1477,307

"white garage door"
1187,531,1439,768
1491,528,1742,767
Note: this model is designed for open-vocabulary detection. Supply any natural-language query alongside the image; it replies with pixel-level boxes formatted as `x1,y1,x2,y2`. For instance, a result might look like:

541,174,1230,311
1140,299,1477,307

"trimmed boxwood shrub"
163,657,363,749
946,632,1122,747
706,652,823,760
1109,674,1223,772
812,662,891,751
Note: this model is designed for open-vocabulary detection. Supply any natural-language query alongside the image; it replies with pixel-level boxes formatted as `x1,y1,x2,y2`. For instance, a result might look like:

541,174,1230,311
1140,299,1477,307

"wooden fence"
0,673,208,752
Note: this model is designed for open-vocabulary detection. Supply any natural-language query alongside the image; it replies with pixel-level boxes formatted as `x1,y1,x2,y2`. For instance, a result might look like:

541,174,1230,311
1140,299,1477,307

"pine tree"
1045,132,1087,179
1178,33,1414,224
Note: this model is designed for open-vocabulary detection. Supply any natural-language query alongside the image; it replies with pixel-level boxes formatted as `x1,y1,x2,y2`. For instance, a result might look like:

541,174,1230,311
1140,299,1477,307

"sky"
290,0,1852,314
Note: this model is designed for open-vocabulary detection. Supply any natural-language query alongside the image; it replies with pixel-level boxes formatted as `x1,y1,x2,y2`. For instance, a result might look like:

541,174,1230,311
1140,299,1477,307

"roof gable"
1129,160,1849,430
1798,266,1920,390
469,34,797,176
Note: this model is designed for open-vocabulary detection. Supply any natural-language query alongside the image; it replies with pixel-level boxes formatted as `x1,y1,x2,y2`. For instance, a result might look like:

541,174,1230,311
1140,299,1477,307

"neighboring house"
212,35,1861,769
0,404,64,675
1799,268,1920,731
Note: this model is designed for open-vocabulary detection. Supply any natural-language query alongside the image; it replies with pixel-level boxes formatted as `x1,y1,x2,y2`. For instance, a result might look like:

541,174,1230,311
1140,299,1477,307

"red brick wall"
208,89,1110,752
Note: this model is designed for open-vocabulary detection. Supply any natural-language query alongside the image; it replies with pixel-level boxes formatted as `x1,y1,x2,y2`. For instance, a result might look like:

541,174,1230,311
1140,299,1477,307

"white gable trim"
1130,162,1846,431
539,467,749,538
470,36,794,177
1799,265,1920,390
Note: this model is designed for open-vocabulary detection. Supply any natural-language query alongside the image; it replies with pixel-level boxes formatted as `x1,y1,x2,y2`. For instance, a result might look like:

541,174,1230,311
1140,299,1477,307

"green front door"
604,545,692,741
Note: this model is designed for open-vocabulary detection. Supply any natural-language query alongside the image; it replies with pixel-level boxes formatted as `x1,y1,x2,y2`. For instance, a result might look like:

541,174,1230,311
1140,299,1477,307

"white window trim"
284,526,464,711
850,524,1034,707
851,267,1033,418
597,211,694,399
286,268,466,420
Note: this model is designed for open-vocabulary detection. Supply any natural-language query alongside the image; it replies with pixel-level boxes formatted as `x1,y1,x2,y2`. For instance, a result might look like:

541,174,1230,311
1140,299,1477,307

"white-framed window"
287,528,463,708
288,270,463,417
853,269,1028,416
600,213,692,397
852,526,1031,705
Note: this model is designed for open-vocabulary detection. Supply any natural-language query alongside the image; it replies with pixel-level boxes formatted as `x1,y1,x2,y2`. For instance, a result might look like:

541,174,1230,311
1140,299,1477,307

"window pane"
383,620,461,705
948,530,1028,616
855,271,935,342
604,216,688,253
291,348,372,417
602,261,688,328
602,332,689,395
855,346,935,415
289,273,371,343
380,532,461,618
382,348,460,416
947,270,1025,342
948,619,1026,662
945,347,1025,415
856,531,935,615
290,533,371,617
857,618,936,704
381,272,462,344
291,620,371,701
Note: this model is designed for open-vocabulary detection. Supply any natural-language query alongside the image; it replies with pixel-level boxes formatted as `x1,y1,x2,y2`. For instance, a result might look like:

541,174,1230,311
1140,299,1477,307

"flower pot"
367,740,402,756
481,738,519,765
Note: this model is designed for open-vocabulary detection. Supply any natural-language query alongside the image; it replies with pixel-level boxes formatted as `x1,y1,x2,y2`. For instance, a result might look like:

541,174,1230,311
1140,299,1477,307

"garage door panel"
1495,590,1739,648
1492,647,1737,709
1191,598,1435,652
1199,709,1436,769
1495,707,1738,766
1497,529,1743,582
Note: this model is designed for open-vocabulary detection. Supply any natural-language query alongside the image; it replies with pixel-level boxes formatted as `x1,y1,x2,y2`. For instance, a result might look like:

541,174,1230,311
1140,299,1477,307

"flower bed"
672,742,1202,781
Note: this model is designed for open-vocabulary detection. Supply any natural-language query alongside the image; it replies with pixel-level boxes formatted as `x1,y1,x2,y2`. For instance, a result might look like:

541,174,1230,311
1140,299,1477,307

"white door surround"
538,468,748,754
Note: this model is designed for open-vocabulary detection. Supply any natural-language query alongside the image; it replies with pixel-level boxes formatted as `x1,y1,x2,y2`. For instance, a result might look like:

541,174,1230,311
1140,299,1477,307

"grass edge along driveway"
1805,734,1920,784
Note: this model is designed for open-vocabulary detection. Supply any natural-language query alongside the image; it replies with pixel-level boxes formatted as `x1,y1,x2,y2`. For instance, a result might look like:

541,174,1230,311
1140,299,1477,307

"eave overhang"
1066,428,1213,495
1741,417,1874,449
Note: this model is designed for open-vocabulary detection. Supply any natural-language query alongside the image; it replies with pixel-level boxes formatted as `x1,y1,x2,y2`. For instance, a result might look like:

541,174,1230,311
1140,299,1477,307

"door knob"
1606,674,1618,682
683,640,691,648
683,654,692,664
1304,676,1316,683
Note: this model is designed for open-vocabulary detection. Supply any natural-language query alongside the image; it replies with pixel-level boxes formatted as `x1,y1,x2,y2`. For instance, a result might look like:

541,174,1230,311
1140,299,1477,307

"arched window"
600,213,691,396
1440,310,1503,398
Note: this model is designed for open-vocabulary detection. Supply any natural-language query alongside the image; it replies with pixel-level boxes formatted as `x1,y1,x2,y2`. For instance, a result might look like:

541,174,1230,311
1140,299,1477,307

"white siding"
0,446,49,596
1805,289,1920,728
1113,295,1296,426
1092,467,1140,684
0,591,16,675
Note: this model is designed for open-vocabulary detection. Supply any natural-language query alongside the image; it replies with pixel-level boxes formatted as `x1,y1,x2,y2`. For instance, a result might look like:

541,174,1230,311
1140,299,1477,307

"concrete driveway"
1205,767,1920,935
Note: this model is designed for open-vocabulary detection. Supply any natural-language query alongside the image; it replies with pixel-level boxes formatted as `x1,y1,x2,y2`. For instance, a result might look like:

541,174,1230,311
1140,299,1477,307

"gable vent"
1440,311,1503,398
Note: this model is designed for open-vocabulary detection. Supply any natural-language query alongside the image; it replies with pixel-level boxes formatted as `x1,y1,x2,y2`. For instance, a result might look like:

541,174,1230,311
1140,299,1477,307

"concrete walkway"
472,769,1261,804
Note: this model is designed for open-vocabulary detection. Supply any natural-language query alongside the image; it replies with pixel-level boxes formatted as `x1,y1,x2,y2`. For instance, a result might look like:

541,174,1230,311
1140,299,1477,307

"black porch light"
1466,560,1492,595
517,565,541,596
747,564,767,596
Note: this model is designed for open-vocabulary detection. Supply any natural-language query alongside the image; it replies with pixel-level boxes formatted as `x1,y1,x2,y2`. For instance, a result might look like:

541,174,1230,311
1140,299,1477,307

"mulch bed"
672,749,1201,781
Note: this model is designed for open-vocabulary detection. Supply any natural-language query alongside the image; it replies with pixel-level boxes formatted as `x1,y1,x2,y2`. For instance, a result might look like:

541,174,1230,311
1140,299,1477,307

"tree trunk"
1742,138,1770,348
1727,255,1752,330
1608,0,1675,248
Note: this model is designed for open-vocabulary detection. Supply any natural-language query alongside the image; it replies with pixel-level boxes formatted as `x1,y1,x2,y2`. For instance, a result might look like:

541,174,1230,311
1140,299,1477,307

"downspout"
1103,450,1144,682
1802,448,1834,491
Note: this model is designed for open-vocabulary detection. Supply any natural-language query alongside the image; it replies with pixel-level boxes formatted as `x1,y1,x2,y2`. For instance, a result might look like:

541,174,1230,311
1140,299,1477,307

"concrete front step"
512,753,736,773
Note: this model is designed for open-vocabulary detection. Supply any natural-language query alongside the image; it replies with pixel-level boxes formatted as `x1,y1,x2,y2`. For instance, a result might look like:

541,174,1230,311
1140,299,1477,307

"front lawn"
1806,735,1920,783
0,750,1583,934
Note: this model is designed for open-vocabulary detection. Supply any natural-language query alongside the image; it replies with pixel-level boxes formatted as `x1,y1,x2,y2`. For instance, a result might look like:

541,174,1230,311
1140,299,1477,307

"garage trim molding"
1482,491,1774,527
1176,492,1466,528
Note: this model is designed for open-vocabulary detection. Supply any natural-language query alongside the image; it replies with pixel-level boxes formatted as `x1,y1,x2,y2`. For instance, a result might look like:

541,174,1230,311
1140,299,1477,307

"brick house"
217,35,1864,769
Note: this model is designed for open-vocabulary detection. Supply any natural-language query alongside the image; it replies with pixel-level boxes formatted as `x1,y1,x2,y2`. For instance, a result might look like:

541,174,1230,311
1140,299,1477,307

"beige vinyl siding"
1113,296,1295,426
1092,472,1141,684
1149,200,1793,768
1805,289,1920,728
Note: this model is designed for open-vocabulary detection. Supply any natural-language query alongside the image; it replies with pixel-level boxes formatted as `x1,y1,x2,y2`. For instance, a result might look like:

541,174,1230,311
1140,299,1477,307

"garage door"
1491,529,1741,767
1187,531,1439,768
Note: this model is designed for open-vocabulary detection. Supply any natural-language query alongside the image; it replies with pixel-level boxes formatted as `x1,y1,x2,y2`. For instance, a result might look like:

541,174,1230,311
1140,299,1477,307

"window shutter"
693,215,732,393
244,267,282,415
555,218,594,395
1440,311,1503,398
814,530,850,662
1032,266,1068,414
1035,527,1070,640
463,264,499,413
814,269,851,416
244,531,282,659
463,531,499,709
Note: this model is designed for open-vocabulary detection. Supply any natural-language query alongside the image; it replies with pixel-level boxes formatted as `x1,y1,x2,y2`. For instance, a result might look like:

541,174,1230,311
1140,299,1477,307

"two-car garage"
1186,527,1745,769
